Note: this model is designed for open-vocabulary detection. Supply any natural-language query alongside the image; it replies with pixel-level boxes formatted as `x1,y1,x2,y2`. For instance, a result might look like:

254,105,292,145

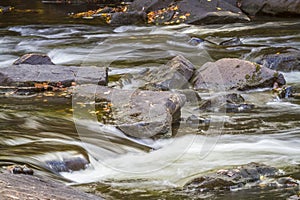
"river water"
0,1,300,199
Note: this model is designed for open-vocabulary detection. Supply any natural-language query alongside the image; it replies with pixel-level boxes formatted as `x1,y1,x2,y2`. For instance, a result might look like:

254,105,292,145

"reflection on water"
0,2,300,198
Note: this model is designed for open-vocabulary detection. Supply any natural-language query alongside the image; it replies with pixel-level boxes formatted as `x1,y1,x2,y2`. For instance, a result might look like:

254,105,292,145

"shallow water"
0,1,300,199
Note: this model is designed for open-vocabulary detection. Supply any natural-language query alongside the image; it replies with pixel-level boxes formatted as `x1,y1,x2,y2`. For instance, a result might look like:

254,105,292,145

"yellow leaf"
179,15,186,20
217,7,222,11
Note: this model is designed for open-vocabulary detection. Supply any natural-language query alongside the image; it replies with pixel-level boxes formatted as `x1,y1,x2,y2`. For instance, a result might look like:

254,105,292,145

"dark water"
0,1,300,199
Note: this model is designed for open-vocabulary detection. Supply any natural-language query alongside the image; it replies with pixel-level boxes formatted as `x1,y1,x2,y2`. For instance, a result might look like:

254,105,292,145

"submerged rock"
184,162,279,191
199,93,254,112
219,37,243,46
74,85,186,138
13,53,54,65
192,58,286,91
188,37,204,46
0,64,108,87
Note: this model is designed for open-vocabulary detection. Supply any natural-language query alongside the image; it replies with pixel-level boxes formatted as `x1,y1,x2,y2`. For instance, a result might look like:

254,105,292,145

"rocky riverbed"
0,0,300,199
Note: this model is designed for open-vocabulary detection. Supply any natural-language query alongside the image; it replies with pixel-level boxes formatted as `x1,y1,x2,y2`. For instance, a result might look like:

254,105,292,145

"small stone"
13,54,54,65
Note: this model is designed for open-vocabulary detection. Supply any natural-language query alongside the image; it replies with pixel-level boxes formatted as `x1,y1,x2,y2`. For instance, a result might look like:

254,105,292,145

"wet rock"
274,85,295,99
6,165,34,175
120,55,196,91
0,64,108,87
0,173,102,200
110,11,147,25
13,53,54,65
225,103,254,112
199,93,255,112
240,0,300,16
184,162,279,191
74,85,186,138
46,157,89,173
188,37,204,46
219,37,243,46
192,58,286,91
179,0,250,25
249,48,300,72
130,0,249,25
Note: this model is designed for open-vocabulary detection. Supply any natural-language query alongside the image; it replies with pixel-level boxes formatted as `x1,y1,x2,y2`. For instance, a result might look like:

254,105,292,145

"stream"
0,1,300,199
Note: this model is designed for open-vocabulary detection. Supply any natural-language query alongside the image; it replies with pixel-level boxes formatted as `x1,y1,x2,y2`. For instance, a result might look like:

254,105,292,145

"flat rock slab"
0,65,108,87
74,85,186,138
192,58,286,91
0,173,102,200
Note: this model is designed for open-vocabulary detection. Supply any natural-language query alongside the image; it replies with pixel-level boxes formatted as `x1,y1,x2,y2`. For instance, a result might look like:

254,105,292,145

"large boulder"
178,0,250,24
130,0,250,25
192,58,286,91
74,85,186,138
246,48,300,72
240,0,300,16
13,53,54,65
0,65,108,87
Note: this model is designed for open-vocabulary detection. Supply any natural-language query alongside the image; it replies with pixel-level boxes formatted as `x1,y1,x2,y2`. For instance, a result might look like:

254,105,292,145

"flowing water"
0,1,300,199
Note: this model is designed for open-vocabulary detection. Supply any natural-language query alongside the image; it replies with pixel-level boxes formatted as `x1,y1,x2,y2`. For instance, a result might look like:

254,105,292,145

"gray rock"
198,93,254,112
219,37,243,46
120,55,196,91
192,58,286,91
129,0,250,25
0,65,108,87
13,53,54,65
179,0,250,25
110,11,147,25
74,85,186,138
240,0,300,16
249,48,300,72
184,162,279,191
0,173,102,200
46,157,89,173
